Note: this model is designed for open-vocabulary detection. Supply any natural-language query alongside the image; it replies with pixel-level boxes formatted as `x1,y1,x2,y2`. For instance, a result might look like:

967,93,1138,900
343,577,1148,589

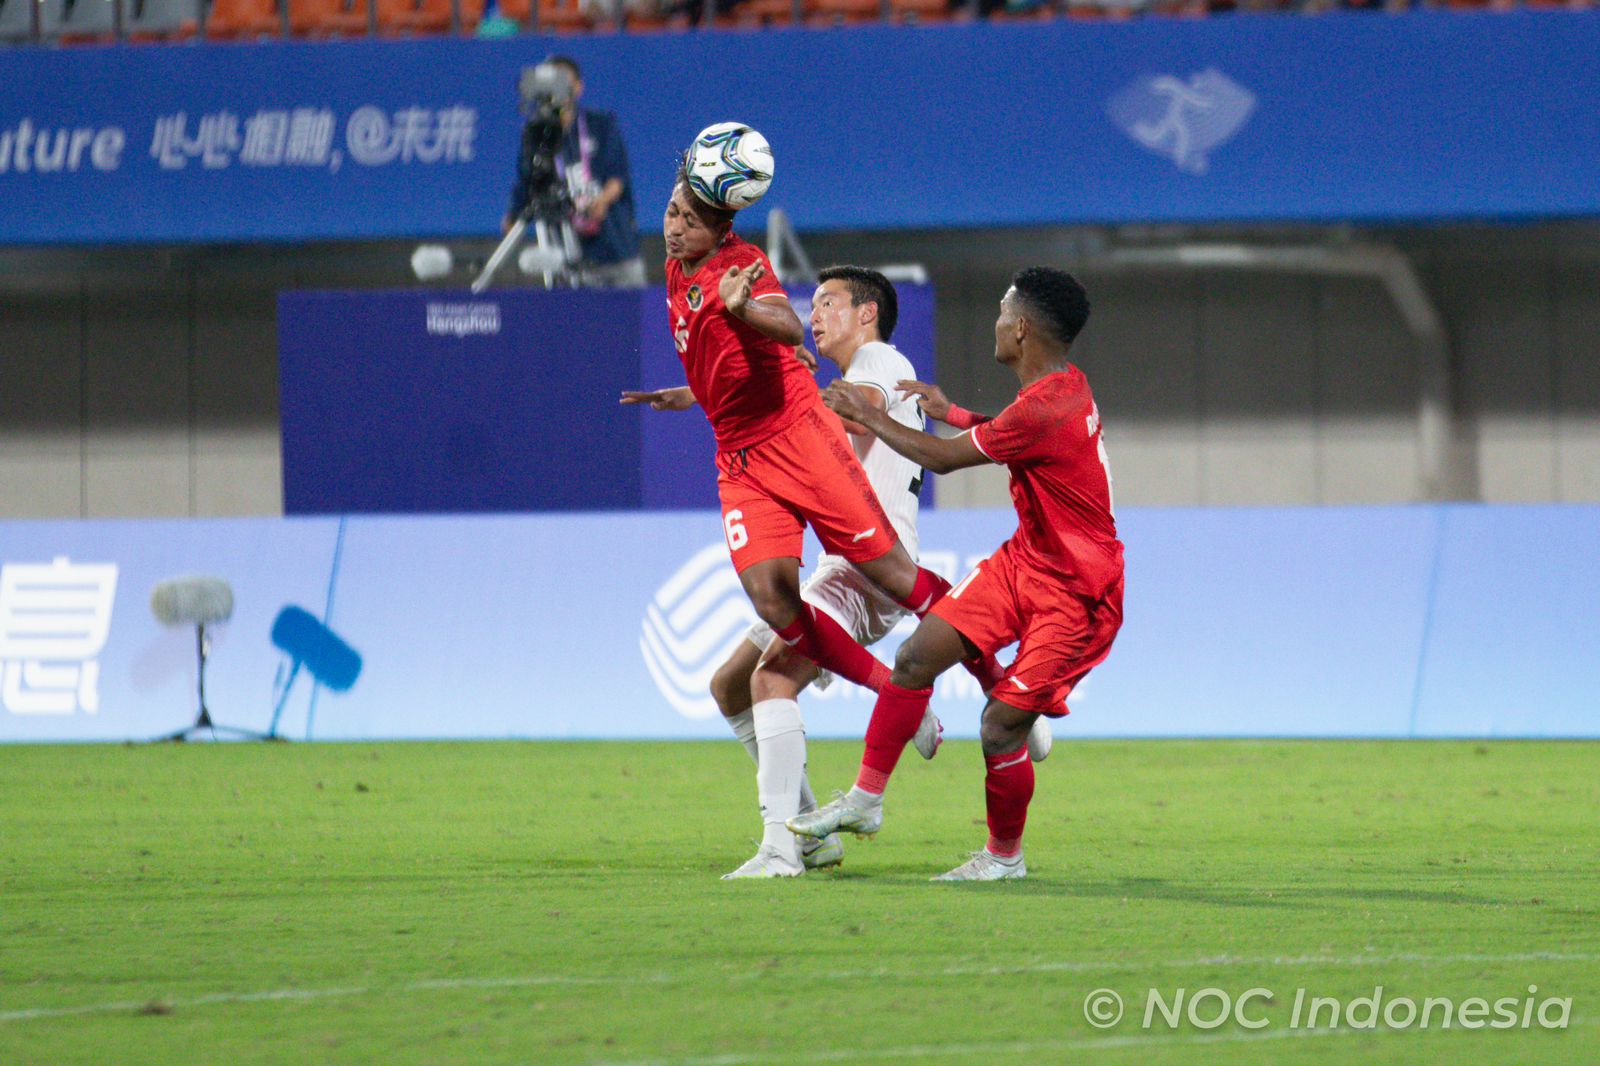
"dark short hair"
1011,266,1090,345
672,163,736,229
817,265,898,343
546,54,581,81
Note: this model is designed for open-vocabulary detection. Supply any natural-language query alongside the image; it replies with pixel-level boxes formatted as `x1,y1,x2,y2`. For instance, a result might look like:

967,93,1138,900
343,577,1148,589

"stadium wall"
0,504,1593,742
2,227,1599,519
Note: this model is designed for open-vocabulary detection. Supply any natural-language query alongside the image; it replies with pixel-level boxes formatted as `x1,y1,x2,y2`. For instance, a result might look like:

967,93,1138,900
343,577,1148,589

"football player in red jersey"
791,267,1125,881
623,167,997,707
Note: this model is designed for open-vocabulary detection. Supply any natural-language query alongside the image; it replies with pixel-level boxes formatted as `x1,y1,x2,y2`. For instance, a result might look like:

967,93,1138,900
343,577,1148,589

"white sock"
845,785,883,808
798,772,817,815
725,709,760,765
753,698,806,864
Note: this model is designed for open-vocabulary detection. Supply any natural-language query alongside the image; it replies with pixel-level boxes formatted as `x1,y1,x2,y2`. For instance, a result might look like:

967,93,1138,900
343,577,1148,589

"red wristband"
945,404,982,430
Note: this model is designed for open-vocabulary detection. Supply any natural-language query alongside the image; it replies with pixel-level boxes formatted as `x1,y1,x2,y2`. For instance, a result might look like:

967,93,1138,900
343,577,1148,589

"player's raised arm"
620,386,697,411
821,380,987,474
720,263,805,347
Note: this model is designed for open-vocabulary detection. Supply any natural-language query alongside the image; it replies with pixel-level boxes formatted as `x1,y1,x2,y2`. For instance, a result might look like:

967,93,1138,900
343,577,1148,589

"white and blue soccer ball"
686,122,774,211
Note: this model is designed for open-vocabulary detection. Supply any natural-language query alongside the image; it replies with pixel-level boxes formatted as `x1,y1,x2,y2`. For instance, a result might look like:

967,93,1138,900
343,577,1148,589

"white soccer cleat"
1027,717,1053,762
800,833,844,870
721,845,804,880
932,849,1027,882
786,790,883,840
913,707,944,760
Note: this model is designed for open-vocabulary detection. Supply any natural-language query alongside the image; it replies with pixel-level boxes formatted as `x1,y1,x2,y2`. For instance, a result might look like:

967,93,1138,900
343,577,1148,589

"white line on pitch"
1,950,1594,1026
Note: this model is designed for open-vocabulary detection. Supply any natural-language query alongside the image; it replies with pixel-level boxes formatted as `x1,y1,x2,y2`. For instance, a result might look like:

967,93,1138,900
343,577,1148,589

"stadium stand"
203,0,282,36
39,0,116,41
0,0,35,39
123,0,200,38
287,0,370,35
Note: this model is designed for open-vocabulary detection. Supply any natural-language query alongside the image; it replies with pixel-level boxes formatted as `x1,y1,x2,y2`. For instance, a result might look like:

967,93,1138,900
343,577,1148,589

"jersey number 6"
724,510,749,551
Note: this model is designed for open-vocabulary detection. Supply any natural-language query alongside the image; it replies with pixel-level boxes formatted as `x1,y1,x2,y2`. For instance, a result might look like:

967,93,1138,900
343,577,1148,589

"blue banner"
278,285,936,514
0,505,1595,742
2,11,1598,244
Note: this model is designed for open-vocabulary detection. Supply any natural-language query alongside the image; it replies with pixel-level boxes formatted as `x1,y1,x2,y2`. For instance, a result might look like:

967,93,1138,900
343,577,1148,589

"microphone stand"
153,623,278,743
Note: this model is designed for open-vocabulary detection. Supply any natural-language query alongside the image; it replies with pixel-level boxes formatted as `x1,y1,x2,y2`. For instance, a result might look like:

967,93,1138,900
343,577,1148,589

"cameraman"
502,55,645,288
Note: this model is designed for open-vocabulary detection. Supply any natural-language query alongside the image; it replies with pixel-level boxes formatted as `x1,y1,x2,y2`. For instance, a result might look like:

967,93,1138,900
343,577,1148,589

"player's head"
810,265,897,364
995,267,1090,366
664,168,735,263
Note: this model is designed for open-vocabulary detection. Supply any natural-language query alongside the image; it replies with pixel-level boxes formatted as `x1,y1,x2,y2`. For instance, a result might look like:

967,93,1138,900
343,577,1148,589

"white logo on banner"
426,302,501,338
640,544,757,720
146,106,477,173
1107,69,1257,175
0,557,118,716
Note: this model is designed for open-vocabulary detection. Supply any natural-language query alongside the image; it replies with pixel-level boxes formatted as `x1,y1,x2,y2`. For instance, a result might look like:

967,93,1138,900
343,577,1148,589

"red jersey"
665,234,819,452
969,367,1124,600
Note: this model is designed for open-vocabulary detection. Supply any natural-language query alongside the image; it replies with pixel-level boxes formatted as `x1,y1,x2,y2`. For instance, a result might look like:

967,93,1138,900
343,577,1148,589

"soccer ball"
685,123,774,211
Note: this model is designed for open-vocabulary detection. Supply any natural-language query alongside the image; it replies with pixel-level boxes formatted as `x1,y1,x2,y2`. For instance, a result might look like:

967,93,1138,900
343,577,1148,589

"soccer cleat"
800,833,844,870
912,707,944,760
786,790,883,840
721,845,804,880
931,849,1027,882
1027,716,1053,762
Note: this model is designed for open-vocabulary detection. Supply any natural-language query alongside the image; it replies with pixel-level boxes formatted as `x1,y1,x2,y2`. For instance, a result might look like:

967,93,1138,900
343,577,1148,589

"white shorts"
746,556,907,689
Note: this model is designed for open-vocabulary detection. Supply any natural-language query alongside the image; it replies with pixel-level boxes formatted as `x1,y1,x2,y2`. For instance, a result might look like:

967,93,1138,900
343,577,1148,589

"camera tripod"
472,206,582,292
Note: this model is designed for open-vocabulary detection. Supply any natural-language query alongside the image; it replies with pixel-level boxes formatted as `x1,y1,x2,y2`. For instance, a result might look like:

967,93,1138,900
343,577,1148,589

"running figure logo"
1106,69,1257,175
0,556,118,716
640,544,757,720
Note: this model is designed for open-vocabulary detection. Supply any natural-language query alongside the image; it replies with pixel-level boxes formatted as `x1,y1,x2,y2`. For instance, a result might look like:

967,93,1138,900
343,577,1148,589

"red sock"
896,567,950,618
984,748,1035,857
775,606,891,692
855,681,932,794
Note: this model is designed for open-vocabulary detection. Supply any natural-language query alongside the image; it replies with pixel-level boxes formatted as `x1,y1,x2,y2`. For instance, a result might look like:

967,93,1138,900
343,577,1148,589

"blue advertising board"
2,11,1598,244
278,284,937,514
0,504,1594,743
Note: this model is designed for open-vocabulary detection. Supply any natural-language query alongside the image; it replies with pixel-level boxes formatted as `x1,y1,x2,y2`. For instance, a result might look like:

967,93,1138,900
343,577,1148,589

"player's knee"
890,639,940,690
747,584,802,630
979,704,1031,756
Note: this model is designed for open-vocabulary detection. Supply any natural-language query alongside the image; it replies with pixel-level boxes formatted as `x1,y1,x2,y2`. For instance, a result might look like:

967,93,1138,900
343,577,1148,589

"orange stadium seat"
533,0,591,31
374,0,469,33
719,0,799,26
288,0,369,35
205,0,281,36
806,0,880,25
886,0,949,22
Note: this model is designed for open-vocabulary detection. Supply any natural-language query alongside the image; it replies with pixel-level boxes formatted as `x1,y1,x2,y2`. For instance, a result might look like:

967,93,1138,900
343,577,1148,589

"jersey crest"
686,284,703,312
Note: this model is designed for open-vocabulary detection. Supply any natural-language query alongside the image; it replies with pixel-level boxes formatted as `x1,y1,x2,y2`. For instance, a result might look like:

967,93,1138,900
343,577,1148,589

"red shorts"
931,539,1124,716
716,404,898,573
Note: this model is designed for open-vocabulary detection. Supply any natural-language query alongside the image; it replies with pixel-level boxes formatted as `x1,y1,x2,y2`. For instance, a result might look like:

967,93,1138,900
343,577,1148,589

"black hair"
816,265,898,343
545,54,581,81
1011,266,1090,345
672,162,736,229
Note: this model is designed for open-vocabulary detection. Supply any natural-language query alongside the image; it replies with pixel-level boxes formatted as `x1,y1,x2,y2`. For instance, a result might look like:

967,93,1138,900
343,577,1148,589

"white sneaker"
913,708,944,760
931,849,1026,882
800,833,844,870
1027,717,1053,762
786,790,883,839
721,845,804,879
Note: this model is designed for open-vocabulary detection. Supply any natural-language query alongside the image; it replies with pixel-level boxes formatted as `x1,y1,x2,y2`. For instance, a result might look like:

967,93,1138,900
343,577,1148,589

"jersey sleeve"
970,393,1052,465
741,247,787,302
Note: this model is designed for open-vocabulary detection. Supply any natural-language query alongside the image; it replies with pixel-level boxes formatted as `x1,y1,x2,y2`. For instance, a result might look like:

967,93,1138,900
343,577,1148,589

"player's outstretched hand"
821,380,871,425
794,346,819,373
620,386,696,412
719,262,763,315
897,380,952,422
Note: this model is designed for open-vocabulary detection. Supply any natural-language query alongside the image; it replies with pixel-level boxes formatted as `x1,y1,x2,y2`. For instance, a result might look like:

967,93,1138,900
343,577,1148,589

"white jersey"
829,340,925,563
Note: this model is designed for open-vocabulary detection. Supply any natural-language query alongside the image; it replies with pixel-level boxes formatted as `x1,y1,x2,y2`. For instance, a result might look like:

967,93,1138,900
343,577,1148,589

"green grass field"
2,739,1596,1065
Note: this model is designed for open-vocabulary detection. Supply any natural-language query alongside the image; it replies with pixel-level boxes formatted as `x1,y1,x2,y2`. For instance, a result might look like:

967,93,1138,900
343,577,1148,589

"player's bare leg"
737,557,890,692
787,613,972,841
932,698,1034,881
